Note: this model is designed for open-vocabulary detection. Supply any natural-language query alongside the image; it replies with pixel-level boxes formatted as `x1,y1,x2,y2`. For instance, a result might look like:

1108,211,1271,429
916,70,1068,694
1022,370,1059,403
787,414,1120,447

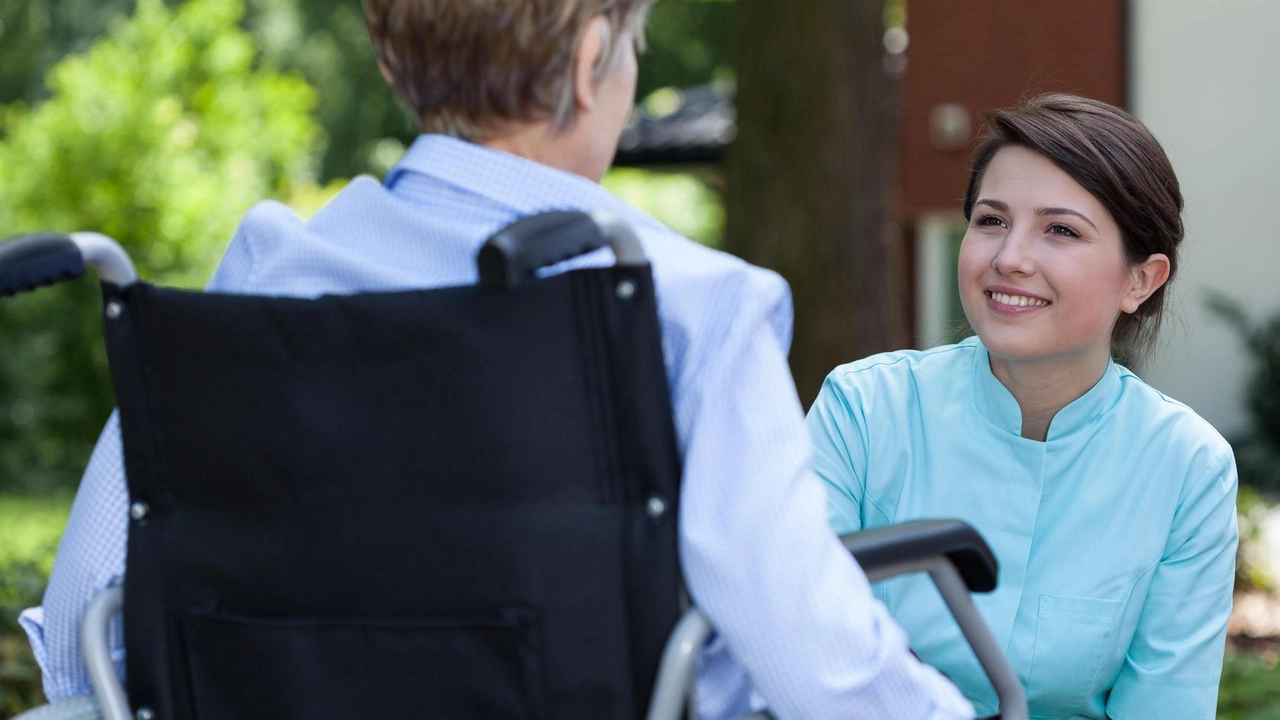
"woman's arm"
1106,449,1238,720
805,372,872,536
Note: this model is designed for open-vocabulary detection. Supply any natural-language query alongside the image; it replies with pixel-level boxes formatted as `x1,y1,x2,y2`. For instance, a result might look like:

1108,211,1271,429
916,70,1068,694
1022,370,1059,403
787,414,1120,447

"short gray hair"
364,0,655,141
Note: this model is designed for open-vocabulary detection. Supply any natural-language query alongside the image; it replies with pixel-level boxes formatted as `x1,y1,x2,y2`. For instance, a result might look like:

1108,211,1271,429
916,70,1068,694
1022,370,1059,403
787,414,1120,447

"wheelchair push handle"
477,210,646,289
0,232,138,297
0,234,86,297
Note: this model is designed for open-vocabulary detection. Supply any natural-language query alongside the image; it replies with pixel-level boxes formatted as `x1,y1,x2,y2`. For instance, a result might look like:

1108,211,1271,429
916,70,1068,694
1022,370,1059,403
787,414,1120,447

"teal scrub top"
806,337,1238,720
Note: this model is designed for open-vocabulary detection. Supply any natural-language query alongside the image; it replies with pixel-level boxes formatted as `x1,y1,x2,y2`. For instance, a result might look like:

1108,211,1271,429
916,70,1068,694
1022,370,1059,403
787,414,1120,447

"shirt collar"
969,337,1122,441
384,134,666,234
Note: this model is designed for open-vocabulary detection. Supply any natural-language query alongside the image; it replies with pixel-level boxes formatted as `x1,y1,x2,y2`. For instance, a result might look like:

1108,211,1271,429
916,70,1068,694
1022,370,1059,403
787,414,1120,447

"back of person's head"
363,0,655,142
962,93,1184,361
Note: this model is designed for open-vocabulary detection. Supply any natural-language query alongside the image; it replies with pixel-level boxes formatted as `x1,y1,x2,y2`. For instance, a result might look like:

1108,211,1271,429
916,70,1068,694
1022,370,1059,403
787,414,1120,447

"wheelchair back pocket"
1025,594,1123,717
182,607,549,720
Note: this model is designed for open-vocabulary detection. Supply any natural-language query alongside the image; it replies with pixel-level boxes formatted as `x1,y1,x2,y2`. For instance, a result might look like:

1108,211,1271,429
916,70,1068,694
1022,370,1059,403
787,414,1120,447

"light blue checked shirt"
21,135,974,720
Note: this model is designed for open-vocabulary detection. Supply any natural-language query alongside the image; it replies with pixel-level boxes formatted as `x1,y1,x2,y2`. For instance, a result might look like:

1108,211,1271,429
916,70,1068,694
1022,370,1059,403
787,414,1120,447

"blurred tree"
638,0,735,100
238,0,412,180
725,0,904,406
0,0,325,493
602,168,725,247
0,0,135,107
2,0,736,182
0,0,393,182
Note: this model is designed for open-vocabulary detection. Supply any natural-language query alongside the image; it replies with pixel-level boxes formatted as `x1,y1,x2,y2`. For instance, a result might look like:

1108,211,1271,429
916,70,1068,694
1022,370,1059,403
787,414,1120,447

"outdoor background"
2,0,1279,717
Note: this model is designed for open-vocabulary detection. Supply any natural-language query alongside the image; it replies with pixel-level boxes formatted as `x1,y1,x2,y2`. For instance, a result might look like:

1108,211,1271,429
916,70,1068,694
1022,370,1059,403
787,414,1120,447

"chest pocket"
1026,594,1124,718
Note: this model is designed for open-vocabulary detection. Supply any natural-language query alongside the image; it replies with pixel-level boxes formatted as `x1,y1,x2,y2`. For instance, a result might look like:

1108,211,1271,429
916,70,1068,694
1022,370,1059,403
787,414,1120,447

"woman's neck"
987,346,1111,441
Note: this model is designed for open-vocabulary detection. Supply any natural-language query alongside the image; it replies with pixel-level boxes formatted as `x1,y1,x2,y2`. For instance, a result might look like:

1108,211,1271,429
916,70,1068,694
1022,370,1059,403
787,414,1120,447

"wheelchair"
1,211,1028,720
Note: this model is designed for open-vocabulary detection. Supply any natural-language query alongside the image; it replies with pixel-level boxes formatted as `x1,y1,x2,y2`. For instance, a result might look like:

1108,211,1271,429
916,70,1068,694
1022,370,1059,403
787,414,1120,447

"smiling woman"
806,94,1237,720
960,145,1171,441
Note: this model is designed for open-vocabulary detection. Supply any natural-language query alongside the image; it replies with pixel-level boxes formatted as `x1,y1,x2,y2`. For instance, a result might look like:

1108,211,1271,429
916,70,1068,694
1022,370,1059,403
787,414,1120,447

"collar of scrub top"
968,336,1122,442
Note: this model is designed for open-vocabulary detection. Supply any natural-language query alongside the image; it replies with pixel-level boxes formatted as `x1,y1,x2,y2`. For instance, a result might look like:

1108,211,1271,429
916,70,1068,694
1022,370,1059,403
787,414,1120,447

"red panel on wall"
901,0,1126,215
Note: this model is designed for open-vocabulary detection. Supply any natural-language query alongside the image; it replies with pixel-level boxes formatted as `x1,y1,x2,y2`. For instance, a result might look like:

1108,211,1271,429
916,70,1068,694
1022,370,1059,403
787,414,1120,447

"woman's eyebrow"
1037,206,1098,232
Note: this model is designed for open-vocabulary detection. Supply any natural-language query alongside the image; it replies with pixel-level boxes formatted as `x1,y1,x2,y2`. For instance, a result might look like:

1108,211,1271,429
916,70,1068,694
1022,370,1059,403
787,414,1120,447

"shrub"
0,0,326,494
1206,292,1280,492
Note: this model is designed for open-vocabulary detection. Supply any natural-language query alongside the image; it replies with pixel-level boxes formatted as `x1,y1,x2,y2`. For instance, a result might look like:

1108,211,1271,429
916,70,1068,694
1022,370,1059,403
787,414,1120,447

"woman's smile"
985,286,1051,315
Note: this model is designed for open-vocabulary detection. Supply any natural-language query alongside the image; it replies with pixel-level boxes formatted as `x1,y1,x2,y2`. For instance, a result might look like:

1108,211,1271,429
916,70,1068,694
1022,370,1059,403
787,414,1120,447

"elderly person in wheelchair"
5,1,1026,718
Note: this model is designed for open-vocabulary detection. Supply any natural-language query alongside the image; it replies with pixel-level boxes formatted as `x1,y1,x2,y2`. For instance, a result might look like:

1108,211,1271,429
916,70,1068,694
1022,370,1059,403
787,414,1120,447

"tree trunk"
725,0,905,408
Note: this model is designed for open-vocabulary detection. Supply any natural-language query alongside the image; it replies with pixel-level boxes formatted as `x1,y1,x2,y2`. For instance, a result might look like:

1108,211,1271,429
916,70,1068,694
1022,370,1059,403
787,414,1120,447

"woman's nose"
992,231,1036,276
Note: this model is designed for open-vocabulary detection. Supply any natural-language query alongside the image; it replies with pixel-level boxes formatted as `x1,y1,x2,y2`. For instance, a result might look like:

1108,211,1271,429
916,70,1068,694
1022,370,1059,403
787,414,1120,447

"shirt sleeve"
18,222,261,702
19,412,129,701
806,371,871,536
676,270,974,720
1106,449,1238,720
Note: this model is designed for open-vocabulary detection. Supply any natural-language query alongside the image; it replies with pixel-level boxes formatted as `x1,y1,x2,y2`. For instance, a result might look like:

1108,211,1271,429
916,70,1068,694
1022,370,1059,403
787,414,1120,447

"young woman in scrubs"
807,94,1236,720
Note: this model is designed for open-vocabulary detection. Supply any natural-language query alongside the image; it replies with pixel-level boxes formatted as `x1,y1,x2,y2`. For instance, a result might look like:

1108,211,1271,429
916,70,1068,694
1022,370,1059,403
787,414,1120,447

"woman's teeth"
991,292,1048,307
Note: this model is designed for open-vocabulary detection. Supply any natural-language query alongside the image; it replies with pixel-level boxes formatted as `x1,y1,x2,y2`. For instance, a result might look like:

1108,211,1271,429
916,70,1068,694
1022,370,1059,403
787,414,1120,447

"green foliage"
0,0,388,181
238,0,412,180
1206,292,1280,491
0,0,325,494
0,494,67,628
639,0,735,101
1,626,43,718
1236,486,1274,592
2,0,738,182
1219,645,1280,720
602,168,725,248
0,0,136,108
0,494,71,715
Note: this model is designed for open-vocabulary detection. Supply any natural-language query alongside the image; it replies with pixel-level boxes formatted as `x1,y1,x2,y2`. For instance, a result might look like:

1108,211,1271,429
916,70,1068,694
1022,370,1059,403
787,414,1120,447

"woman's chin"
973,331,1053,363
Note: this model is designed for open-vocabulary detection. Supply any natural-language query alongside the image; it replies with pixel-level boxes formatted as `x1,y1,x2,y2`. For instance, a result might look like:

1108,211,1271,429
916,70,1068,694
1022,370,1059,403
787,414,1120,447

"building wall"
901,0,1124,215
1131,0,1280,438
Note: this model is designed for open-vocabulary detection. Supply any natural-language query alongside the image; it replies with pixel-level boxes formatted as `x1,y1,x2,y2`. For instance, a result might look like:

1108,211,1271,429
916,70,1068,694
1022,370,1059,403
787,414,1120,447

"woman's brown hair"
963,93,1184,363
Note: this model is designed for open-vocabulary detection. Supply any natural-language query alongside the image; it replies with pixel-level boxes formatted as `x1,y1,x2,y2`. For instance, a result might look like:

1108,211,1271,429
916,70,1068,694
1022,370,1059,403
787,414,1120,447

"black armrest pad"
840,519,998,593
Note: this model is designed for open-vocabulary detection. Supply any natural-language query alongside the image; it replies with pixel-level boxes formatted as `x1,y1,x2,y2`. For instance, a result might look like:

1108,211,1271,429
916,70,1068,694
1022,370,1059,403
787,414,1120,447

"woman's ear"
1121,253,1171,314
574,16,609,113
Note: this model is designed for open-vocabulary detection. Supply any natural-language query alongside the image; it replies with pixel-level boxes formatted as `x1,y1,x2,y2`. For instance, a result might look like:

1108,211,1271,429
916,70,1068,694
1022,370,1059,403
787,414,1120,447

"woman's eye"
1048,224,1080,238
974,215,1005,228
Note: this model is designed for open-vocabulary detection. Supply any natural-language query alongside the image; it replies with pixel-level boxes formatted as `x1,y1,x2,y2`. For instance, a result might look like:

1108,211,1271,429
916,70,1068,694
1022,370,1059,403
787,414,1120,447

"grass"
0,493,71,623
0,494,70,568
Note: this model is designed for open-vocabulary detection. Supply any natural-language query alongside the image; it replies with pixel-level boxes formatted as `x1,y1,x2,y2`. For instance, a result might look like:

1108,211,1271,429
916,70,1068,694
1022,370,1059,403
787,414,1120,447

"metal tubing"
588,210,647,266
646,608,713,720
866,558,1028,720
80,587,131,720
69,233,138,288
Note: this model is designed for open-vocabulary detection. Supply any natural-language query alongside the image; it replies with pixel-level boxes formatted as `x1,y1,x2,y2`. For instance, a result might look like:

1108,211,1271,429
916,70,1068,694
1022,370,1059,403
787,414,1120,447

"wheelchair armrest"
842,519,1027,720
840,519,997,593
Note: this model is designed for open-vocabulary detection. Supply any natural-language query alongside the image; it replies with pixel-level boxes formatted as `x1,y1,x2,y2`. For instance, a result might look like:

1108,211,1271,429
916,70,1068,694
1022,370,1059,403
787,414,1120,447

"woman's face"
958,146,1136,368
